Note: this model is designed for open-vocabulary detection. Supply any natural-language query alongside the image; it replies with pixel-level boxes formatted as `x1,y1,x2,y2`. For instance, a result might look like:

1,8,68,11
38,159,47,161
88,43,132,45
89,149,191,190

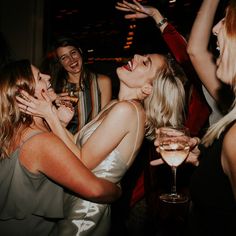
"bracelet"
156,18,168,28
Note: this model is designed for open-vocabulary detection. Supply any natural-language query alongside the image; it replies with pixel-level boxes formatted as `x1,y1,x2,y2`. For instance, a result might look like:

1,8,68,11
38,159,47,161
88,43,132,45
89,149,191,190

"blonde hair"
202,1,236,146
144,55,186,141
0,60,35,159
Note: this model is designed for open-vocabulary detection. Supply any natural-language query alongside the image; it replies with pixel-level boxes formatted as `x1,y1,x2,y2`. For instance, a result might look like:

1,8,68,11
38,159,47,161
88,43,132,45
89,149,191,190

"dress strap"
126,100,141,167
19,130,45,149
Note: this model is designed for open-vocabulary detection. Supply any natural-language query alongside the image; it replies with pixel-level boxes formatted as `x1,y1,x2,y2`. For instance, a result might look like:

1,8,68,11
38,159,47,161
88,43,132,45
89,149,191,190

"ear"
141,83,153,96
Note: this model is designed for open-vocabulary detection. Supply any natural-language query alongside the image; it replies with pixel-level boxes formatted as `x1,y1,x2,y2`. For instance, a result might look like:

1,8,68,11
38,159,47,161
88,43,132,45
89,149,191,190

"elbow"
186,43,197,58
85,179,121,203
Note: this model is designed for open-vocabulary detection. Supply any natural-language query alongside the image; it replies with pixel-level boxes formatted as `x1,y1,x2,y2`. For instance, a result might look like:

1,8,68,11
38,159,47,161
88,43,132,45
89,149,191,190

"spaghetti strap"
19,130,46,149
126,100,141,167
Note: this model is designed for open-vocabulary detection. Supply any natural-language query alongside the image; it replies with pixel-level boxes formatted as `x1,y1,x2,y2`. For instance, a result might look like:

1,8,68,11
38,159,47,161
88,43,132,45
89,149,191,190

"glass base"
159,193,189,204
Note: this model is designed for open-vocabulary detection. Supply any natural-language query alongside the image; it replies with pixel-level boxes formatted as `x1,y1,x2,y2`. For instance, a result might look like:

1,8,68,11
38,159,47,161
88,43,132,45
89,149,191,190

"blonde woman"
18,53,186,235
185,0,236,234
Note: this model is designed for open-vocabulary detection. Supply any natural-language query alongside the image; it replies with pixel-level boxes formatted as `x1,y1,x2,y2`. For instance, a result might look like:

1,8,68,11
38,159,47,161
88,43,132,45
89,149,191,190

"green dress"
0,133,64,236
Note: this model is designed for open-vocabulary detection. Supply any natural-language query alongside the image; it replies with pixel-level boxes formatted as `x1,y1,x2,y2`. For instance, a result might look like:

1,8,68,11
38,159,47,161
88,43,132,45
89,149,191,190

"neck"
68,72,81,83
118,83,142,102
32,117,50,132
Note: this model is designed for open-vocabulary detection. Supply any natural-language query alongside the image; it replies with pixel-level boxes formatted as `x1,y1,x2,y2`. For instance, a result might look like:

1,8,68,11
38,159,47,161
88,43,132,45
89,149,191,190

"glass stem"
171,166,177,195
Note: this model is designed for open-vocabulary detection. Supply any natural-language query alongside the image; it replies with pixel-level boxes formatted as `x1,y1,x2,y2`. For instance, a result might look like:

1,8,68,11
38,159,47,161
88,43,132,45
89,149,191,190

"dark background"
43,0,202,58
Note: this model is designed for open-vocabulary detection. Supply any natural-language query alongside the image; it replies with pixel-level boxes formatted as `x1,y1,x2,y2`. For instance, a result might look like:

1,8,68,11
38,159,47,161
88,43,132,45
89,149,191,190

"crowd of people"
0,0,236,235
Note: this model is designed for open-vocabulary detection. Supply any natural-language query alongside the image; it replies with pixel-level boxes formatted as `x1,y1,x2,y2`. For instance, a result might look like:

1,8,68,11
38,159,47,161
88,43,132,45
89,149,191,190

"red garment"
162,23,210,136
129,23,210,207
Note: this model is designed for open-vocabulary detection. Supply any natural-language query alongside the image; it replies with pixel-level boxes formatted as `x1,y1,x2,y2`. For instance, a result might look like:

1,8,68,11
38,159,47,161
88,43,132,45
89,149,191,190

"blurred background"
0,0,202,65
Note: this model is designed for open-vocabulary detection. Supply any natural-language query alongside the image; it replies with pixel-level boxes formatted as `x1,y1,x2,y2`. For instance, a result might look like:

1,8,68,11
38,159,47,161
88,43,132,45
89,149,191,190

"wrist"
156,17,168,28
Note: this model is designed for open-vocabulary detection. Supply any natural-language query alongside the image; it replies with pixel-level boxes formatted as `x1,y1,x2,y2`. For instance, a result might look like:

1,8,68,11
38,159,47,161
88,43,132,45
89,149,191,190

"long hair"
46,36,92,93
0,59,35,159
144,55,186,141
202,1,236,146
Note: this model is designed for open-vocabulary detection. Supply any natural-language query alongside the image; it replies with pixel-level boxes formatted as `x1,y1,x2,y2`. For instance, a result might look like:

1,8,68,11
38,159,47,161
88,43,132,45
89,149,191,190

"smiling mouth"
123,60,132,71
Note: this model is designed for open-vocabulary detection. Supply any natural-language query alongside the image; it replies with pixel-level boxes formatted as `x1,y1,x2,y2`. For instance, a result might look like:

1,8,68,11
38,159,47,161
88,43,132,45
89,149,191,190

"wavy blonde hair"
0,60,35,160
144,55,186,141
202,1,236,146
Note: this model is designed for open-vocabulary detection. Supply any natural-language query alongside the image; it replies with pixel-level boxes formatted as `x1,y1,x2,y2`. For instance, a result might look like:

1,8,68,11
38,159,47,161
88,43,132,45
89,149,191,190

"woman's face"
116,53,164,88
56,46,82,74
31,65,57,101
212,18,230,84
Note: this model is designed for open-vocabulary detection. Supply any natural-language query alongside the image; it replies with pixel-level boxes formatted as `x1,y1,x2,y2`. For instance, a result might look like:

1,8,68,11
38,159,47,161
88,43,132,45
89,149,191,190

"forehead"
148,54,165,68
31,65,38,75
56,45,76,55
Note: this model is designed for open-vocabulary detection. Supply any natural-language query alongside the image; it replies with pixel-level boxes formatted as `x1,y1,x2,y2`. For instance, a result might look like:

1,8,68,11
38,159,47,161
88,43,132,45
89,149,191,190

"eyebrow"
147,56,152,67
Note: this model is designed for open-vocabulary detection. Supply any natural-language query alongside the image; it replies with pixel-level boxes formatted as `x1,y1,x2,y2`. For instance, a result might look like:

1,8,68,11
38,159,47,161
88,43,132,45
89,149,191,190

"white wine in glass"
158,126,190,203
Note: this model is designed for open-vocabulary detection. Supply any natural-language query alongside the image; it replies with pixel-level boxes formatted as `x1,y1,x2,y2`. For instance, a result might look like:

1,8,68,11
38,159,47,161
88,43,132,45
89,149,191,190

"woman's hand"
16,90,56,119
16,90,75,126
150,128,201,166
115,0,157,19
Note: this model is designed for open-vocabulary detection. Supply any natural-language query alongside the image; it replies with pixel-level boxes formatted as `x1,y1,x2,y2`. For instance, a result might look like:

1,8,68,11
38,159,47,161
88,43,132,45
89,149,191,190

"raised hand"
16,90,55,119
16,90,74,126
115,0,157,19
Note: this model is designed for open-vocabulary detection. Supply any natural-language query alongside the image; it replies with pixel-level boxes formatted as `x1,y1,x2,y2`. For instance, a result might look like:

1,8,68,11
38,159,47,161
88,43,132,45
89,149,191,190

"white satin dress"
58,101,140,236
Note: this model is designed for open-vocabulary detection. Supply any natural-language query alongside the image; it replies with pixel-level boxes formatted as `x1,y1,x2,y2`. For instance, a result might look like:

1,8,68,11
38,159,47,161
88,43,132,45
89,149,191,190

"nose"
42,73,51,81
212,19,223,36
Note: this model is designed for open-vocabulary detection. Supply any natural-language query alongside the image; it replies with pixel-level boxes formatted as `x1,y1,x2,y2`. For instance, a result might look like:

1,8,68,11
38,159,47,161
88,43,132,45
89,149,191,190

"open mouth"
47,83,53,90
123,60,132,71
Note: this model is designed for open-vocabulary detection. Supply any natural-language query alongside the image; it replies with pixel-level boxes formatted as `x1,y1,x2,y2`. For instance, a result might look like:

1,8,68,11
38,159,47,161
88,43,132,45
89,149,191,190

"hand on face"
16,90,74,125
16,89,56,119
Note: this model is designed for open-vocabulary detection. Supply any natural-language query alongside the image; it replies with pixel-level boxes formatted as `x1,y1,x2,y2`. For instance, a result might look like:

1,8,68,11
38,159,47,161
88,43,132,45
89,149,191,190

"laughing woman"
0,60,121,236
185,0,236,235
17,53,187,236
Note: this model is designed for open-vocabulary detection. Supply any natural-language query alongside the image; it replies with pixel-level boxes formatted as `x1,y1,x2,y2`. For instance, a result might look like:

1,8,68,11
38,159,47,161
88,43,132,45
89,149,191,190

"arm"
222,124,236,199
17,91,82,158
17,92,141,171
187,0,221,101
116,0,187,63
97,73,112,108
81,101,143,169
21,132,121,203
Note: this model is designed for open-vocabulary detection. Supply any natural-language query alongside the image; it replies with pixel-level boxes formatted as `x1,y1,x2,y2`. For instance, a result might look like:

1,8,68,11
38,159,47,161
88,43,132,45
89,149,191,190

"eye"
60,56,66,61
143,60,148,66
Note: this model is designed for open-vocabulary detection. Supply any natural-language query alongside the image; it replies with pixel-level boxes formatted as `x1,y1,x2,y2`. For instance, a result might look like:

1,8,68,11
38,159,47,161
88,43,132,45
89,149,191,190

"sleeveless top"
57,100,141,236
0,132,64,236
63,73,101,134
188,122,236,235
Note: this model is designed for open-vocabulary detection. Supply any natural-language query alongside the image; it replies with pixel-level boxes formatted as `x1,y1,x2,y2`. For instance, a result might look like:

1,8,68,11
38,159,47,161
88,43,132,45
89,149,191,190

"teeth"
216,46,220,52
128,61,132,71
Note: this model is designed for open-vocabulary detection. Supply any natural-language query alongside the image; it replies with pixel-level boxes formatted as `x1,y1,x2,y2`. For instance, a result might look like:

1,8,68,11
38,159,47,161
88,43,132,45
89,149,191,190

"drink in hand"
159,142,190,167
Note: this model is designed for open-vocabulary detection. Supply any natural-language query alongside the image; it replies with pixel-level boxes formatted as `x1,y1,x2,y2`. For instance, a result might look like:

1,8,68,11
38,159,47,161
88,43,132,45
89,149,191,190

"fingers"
41,89,51,102
150,158,164,166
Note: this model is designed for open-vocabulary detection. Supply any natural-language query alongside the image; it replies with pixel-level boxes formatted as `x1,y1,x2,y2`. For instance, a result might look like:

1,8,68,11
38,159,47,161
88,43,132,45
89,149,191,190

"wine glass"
157,126,190,204
62,83,79,107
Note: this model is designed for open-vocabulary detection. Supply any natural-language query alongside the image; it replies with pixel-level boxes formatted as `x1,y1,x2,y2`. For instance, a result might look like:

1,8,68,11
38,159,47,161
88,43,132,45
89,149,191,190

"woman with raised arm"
181,0,236,234
0,60,120,236
187,0,233,124
18,52,187,236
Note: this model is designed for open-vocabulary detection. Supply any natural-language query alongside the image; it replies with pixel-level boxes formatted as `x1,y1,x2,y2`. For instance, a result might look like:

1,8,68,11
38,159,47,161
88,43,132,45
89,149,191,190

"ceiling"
43,0,202,59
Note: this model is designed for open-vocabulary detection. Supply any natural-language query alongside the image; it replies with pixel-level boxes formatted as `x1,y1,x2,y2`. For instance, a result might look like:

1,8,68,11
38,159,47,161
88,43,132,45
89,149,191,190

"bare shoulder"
111,100,145,119
97,73,111,82
97,73,112,88
21,132,65,154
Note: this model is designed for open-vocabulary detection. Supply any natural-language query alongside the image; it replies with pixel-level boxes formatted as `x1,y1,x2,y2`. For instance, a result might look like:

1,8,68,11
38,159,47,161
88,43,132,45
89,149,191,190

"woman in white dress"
17,53,187,235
